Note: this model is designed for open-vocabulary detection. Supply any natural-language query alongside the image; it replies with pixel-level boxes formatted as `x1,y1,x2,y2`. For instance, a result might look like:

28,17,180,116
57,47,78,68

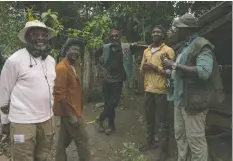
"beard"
26,40,51,60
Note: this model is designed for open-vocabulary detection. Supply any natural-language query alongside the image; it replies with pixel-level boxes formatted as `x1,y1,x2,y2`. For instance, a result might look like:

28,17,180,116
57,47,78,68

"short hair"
153,25,167,39
60,38,85,58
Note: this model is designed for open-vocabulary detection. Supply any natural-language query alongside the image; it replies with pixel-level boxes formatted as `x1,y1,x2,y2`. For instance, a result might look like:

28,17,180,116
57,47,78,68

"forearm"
176,64,198,77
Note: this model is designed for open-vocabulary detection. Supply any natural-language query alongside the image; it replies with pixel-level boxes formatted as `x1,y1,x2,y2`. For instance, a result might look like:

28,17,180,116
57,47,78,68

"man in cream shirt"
0,20,56,161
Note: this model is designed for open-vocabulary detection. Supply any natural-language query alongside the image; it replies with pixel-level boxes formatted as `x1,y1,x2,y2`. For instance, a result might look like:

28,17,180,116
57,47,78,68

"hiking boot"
96,119,104,133
139,142,158,152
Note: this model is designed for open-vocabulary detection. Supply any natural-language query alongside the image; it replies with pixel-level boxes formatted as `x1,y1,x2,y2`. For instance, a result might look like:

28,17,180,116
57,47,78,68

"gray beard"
26,43,51,59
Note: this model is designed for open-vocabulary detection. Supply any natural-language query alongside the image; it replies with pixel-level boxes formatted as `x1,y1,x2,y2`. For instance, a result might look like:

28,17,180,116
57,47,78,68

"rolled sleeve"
196,47,213,81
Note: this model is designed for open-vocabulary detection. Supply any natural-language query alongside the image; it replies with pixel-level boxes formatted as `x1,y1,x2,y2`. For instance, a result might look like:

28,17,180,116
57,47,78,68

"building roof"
166,1,232,47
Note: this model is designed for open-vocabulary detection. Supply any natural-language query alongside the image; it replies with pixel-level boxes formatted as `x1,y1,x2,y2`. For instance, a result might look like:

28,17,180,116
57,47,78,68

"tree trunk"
82,51,92,103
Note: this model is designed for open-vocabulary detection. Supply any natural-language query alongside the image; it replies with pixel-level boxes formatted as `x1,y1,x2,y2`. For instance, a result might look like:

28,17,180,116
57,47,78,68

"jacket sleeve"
54,66,68,102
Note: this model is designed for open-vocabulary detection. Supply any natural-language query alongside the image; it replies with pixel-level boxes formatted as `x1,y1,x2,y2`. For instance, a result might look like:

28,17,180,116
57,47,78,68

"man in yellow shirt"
139,25,175,159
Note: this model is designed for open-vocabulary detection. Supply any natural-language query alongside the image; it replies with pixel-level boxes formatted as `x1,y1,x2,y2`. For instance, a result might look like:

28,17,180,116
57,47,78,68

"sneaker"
105,127,115,135
105,123,115,135
139,142,158,152
96,119,105,133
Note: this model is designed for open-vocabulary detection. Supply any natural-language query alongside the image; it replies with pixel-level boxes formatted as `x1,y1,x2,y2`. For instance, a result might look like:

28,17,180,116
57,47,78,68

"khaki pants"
174,102,208,161
55,116,91,161
10,117,55,161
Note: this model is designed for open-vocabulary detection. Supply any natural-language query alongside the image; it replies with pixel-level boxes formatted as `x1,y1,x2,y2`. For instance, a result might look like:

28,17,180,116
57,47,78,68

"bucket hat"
18,20,56,43
173,13,201,28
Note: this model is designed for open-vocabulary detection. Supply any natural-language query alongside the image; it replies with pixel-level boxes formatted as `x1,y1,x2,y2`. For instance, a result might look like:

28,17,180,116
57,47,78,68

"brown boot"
96,119,105,133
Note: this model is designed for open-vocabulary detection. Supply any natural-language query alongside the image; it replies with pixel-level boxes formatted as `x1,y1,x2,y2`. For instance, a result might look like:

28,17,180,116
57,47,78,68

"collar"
182,33,199,47
63,58,73,69
147,43,165,51
63,58,81,81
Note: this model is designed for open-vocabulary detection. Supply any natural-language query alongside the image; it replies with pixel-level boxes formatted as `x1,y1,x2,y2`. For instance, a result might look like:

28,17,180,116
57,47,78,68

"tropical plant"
121,142,148,161
67,13,112,50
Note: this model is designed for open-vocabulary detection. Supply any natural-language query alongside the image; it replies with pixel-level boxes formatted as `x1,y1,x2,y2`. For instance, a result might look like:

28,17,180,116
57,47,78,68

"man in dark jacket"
95,29,145,135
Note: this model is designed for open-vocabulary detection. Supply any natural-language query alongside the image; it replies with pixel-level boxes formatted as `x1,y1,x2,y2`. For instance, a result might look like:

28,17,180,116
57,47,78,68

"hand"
130,42,138,47
69,116,80,128
1,105,9,114
142,63,157,71
162,59,174,69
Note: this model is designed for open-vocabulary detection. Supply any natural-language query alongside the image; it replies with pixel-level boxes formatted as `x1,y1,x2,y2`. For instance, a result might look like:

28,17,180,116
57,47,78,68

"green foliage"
0,1,217,56
0,3,64,56
121,142,148,161
25,8,64,34
0,2,26,55
67,13,112,50
40,9,64,34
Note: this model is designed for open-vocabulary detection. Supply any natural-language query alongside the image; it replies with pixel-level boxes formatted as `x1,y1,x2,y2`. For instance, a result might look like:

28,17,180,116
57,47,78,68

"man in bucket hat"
163,13,224,161
0,20,56,161
53,38,91,161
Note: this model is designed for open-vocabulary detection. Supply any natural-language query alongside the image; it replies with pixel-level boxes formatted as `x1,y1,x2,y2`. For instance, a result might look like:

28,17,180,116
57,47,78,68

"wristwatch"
172,62,178,70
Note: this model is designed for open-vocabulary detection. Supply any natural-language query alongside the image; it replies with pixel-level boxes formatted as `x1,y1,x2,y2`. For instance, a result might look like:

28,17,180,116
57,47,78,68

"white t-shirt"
151,47,160,53
0,48,56,123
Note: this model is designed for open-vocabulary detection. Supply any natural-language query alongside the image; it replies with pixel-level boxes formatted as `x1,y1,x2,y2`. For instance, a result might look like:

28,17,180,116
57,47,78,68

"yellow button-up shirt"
140,43,175,94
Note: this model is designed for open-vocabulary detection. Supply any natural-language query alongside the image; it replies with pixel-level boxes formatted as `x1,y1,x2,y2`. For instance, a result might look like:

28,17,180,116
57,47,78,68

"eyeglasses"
30,32,49,39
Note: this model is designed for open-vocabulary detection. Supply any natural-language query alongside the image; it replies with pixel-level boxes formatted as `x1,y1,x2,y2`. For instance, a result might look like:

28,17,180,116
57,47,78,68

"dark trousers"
144,92,170,151
99,81,123,125
55,117,91,161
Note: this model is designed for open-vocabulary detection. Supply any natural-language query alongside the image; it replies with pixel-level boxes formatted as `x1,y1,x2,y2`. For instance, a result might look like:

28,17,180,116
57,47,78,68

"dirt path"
0,94,170,161
1,94,231,161
52,94,166,161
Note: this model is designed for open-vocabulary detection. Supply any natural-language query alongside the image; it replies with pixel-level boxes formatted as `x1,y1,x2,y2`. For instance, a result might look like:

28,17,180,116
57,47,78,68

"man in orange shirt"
53,38,91,161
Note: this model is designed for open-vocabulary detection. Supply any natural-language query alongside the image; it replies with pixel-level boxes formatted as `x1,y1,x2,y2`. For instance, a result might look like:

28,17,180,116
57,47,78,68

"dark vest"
101,43,133,83
183,37,225,111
